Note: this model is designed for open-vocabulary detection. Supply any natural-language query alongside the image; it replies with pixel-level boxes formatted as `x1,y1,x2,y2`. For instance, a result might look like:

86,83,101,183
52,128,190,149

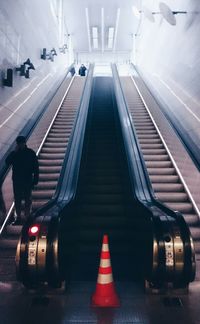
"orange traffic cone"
91,234,120,307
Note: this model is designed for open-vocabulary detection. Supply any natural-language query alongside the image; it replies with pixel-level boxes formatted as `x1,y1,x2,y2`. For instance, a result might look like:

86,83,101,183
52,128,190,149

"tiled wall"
0,0,70,158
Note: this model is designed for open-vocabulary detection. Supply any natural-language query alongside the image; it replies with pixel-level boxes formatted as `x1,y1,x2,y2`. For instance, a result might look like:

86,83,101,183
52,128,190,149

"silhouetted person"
6,136,39,224
78,64,87,76
69,66,76,77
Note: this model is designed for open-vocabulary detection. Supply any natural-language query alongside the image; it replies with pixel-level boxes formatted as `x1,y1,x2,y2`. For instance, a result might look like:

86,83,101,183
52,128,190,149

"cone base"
91,294,120,307
91,283,120,307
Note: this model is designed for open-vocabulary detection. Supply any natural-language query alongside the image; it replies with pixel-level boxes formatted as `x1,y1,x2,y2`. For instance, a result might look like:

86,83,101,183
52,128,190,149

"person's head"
16,135,26,149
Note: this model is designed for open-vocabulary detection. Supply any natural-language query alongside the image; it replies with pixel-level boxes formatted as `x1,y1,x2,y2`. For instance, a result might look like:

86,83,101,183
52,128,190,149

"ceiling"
63,0,140,54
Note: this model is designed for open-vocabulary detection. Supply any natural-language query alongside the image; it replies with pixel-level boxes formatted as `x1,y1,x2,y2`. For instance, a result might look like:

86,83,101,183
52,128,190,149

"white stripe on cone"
100,258,111,268
97,273,113,284
102,243,109,251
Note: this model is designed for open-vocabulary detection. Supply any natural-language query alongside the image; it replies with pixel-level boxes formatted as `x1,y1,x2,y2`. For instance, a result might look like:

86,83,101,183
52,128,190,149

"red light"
29,225,40,235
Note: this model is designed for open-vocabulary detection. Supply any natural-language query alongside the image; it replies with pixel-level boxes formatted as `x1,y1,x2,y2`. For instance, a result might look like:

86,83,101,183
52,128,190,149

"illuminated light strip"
0,77,38,112
13,77,37,98
85,8,92,52
108,27,114,49
101,8,104,53
154,73,200,123
92,27,98,49
131,75,200,219
0,73,52,129
113,8,120,52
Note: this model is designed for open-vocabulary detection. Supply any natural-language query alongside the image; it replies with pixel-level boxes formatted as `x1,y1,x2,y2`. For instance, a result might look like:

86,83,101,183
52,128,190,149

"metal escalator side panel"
16,216,62,288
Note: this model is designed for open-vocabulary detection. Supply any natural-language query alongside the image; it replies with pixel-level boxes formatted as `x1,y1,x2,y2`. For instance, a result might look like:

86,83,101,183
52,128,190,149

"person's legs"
24,185,32,220
13,182,23,221
0,187,6,224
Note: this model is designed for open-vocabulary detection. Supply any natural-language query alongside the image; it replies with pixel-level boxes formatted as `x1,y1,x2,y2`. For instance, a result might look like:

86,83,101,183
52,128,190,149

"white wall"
76,51,131,65
0,0,70,156
133,0,200,151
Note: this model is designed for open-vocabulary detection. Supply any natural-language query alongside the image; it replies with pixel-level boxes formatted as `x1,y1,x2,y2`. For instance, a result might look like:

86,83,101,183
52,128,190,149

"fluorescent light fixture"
132,6,141,18
85,8,91,52
101,8,104,53
108,38,113,49
113,8,120,52
92,27,98,38
108,27,114,39
92,26,98,49
108,27,114,49
93,38,98,49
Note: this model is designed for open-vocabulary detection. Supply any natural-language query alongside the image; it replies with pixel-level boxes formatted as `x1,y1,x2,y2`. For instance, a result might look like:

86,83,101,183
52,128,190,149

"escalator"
120,75,200,278
59,77,152,282
0,76,86,283
15,69,195,289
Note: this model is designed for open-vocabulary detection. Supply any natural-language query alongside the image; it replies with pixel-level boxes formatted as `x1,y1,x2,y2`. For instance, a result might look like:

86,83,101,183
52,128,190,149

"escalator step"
152,183,184,192
163,202,194,213
149,175,179,183
183,214,200,225
147,168,176,175
156,192,188,202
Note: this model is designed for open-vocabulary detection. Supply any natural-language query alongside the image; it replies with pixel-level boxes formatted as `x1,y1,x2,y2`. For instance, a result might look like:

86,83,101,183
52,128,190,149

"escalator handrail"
32,64,95,217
